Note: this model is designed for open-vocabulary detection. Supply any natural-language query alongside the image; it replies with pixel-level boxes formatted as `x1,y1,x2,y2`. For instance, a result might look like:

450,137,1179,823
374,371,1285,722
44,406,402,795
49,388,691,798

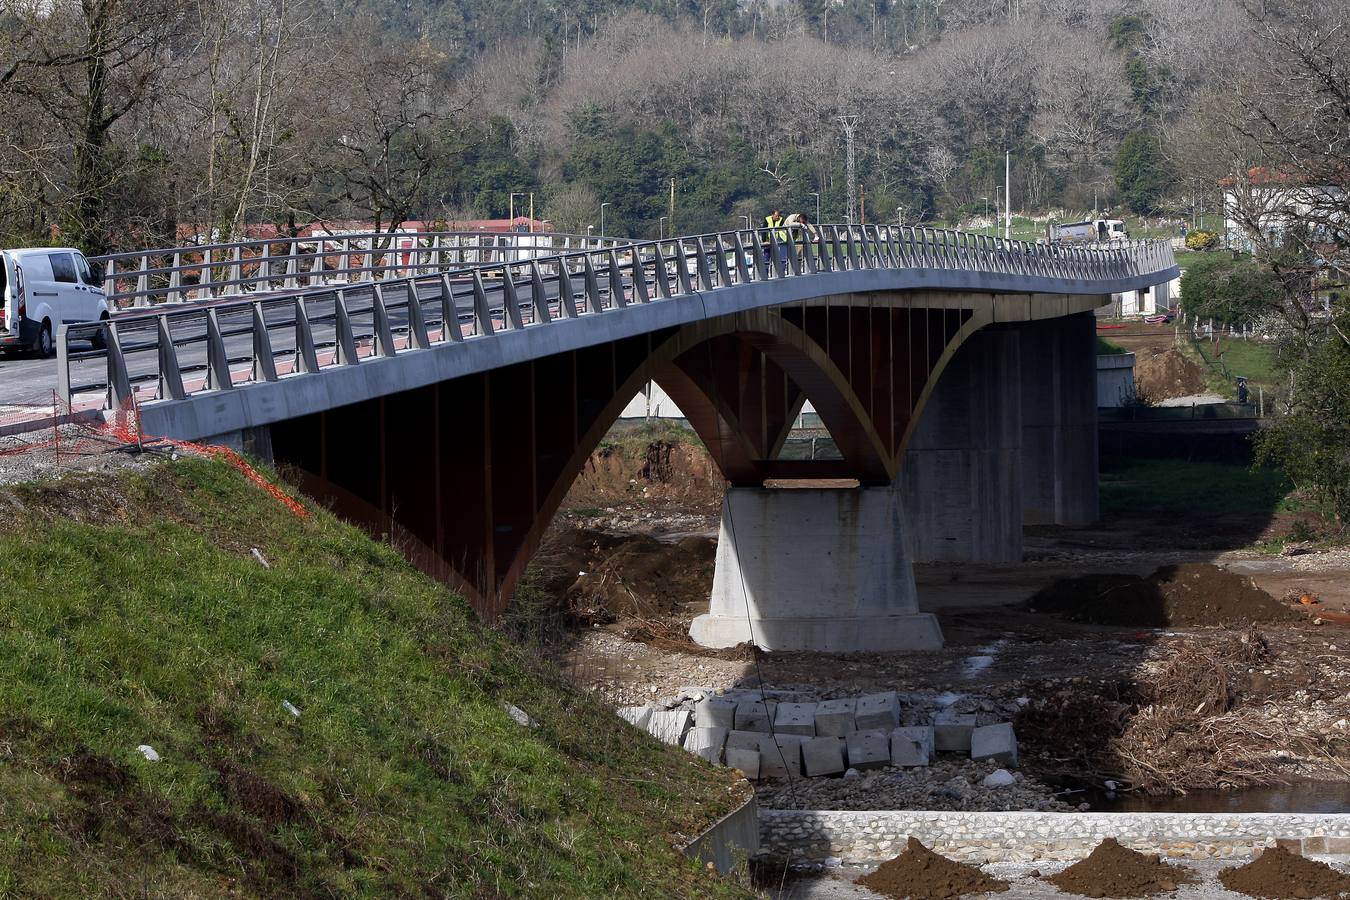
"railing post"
500,264,526,328
250,302,278,383
135,255,150,307
333,290,360,365
652,244,674,298
711,235,733,286
607,250,629,307
438,273,464,342
229,245,243,289
402,279,429,350
629,249,650,303
471,270,498,334
371,283,398,356
530,261,556,319
557,259,581,317
293,297,320,374
168,252,183,304
105,321,134,409
695,237,716,289
732,233,752,284
583,254,605,312
205,308,233,390
154,317,187,399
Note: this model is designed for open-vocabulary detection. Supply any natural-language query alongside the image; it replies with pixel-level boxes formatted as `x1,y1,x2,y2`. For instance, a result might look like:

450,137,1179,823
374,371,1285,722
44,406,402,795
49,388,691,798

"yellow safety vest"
764,214,787,243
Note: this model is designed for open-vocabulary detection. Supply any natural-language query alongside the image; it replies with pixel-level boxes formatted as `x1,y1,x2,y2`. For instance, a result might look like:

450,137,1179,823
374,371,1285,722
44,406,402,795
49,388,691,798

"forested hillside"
0,0,1327,249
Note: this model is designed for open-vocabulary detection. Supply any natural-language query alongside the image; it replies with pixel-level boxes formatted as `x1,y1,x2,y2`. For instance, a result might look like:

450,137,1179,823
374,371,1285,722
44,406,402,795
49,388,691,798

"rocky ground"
530,427,1350,814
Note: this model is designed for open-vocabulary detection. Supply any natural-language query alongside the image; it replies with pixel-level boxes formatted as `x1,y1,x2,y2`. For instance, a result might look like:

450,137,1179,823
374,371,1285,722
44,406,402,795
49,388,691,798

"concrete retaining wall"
759,810,1350,864
683,793,760,874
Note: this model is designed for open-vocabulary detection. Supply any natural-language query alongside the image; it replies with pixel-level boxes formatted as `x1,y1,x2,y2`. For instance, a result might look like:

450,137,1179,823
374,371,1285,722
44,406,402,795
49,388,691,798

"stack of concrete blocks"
616,691,1020,781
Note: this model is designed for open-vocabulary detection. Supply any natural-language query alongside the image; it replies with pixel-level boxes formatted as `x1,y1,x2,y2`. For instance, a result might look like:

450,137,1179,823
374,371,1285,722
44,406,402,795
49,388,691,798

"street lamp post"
994,187,1002,241
659,216,668,239
599,202,611,238
739,215,750,231
981,197,989,236
809,191,821,223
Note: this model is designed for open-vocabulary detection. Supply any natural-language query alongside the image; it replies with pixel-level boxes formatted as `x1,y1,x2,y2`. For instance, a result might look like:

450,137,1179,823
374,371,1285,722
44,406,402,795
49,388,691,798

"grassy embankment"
1174,334,1281,401
0,458,751,898
1100,457,1295,516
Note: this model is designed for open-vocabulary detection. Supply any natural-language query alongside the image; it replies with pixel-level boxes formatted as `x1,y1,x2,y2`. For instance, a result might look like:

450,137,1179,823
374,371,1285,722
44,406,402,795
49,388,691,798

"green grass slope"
0,458,750,898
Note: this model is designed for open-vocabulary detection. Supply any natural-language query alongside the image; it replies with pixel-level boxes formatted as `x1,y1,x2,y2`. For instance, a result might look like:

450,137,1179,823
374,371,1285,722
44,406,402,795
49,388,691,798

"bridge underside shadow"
267,293,1104,652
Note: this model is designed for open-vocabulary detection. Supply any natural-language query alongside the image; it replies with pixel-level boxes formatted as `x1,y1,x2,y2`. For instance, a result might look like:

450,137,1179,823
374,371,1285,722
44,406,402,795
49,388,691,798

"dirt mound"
1219,845,1350,899
566,439,722,513
1030,563,1301,627
532,528,716,622
858,837,1009,899
1047,838,1193,897
1135,348,1207,400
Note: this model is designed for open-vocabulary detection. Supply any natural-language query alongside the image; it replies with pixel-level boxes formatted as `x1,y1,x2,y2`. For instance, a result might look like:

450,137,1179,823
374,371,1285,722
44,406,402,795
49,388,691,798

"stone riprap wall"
759,810,1350,864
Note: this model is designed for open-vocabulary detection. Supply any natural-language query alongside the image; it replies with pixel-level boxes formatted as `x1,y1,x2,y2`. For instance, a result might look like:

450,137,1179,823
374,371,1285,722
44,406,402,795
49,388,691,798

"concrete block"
646,709,691,747
726,730,763,752
845,730,890,770
802,736,847,777
855,692,901,731
890,726,935,767
759,735,807,780
683,726,728,764
773,702,817,737
814,698,857,737
734,699,777,732
617,706,653,730
725,746,760,780
933,712,978,753
970,723,1018,766
695,696,738,730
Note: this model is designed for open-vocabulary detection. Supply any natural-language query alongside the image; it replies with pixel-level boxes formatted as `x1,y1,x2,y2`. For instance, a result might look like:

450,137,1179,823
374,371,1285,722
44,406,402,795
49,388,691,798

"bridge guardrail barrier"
59,224,1177,414
90,230,632,308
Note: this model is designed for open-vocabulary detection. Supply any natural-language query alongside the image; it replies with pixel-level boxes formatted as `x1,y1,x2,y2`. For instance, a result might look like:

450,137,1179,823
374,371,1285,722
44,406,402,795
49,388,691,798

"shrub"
1185,230,1220,250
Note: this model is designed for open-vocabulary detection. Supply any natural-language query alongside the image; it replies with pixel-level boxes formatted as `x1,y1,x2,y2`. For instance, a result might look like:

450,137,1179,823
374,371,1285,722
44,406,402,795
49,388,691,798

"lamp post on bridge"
739,215,750,231
659,216,668,239
810,191,821,223
981,197,989,236
600,202,611,238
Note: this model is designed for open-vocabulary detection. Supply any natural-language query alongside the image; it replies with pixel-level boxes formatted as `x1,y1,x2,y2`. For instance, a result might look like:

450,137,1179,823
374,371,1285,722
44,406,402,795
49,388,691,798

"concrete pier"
689,485,944,652
1019,312,1100,526
900,327,1023,564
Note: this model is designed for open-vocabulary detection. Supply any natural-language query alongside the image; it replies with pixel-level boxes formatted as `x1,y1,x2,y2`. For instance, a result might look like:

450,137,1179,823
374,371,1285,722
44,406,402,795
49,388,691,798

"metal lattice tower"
839,115,859,224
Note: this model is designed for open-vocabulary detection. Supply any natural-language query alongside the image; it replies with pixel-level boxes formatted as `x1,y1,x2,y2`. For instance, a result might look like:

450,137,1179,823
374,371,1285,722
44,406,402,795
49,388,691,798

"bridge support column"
689,485,943,652
1019,311,1100,527
900,327,1023,563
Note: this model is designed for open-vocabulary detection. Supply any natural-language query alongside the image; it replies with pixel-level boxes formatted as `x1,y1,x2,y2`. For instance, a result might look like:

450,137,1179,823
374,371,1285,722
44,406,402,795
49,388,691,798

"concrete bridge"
60,224,1177,652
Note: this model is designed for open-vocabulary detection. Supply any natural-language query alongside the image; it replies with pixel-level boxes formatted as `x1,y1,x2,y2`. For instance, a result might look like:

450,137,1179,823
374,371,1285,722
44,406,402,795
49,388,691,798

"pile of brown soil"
529,527,716,623
1047,838,1193,897
565,439,723,513
858,837,1008,899
1134,348,1207,400
1030,563,1302,627
1218,845,1350,899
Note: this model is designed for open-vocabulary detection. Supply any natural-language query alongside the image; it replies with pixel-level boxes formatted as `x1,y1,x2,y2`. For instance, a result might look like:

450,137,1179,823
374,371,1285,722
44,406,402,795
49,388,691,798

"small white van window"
75,253,98,287
50,252,78,284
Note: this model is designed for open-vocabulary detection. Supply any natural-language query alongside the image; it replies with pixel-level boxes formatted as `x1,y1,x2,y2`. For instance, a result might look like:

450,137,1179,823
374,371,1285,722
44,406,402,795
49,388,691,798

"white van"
0,247,110,356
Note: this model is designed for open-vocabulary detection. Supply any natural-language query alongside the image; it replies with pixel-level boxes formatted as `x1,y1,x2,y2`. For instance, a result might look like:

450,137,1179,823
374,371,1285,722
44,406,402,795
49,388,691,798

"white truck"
0,247,110,356
1046,218,1129,244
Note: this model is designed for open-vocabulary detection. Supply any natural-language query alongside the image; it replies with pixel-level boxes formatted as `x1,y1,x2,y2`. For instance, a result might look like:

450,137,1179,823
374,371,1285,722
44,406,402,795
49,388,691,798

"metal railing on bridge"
90,230,630,308
61,223,1177,412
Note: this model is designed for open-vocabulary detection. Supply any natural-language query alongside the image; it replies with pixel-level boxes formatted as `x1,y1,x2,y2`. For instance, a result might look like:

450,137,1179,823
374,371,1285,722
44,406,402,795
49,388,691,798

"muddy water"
1092,779,1350,813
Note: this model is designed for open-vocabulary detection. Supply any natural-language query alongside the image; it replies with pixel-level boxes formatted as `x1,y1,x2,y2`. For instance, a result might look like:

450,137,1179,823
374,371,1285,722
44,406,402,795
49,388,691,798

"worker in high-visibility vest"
763,209,787,268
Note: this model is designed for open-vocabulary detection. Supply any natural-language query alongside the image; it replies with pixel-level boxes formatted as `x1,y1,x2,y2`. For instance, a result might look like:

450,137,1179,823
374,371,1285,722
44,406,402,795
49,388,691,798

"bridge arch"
266,301,985,617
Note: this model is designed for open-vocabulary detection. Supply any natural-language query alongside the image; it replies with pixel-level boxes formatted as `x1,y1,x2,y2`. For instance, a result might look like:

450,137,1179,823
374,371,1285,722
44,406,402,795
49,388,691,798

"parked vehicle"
1046,218,1129,244
0,248,109,356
